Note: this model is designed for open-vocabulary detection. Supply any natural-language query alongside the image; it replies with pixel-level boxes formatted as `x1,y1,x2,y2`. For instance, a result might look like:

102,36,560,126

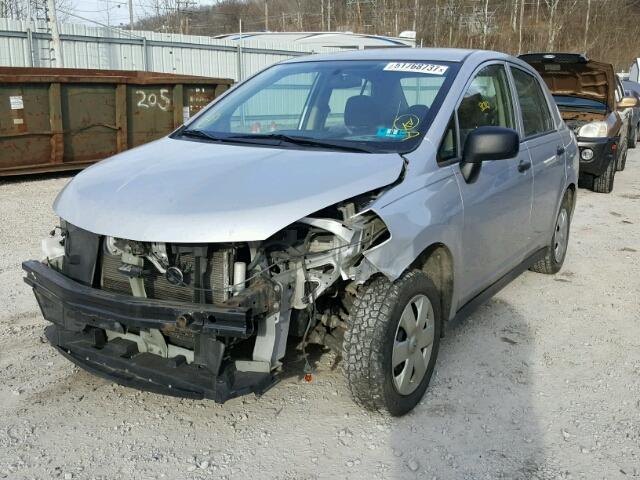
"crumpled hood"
54,136,404,243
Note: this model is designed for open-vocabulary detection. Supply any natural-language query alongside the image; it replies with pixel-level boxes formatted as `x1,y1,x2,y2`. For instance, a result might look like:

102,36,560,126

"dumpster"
0,67,233,177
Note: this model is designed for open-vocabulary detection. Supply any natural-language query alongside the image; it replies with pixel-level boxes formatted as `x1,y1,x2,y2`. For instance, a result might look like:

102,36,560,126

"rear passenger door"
452,63,534,304
509,66,564,248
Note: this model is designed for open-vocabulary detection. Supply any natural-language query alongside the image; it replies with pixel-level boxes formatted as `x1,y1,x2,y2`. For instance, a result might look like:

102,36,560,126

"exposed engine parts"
41,196,389,379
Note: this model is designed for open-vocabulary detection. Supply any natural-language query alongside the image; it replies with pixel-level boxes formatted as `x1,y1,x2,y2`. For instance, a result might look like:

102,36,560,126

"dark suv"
520,53,637,193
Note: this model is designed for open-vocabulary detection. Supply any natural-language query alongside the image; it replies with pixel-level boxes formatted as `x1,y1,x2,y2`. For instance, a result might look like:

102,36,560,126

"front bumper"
23,260,275,402
577,136,618,176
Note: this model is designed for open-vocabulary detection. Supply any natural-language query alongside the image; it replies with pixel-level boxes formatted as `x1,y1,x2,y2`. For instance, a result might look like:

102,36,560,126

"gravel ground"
1,153,639,480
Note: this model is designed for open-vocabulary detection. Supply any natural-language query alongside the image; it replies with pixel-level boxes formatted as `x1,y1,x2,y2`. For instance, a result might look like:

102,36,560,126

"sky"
67,0,220,28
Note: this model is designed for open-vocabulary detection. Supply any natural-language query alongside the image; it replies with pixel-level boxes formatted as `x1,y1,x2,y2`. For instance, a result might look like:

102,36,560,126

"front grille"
101,248,232,304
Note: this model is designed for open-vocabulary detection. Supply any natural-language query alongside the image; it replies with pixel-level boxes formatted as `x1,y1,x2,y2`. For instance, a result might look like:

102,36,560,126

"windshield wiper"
226,133,372,153
180,128,225,142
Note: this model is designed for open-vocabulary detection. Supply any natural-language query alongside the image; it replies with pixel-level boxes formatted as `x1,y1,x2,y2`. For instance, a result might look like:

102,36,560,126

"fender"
363,167,464,321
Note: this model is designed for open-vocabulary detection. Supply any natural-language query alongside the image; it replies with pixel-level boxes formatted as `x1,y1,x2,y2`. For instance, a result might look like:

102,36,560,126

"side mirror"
618,96,638,109
460,126,519,183
462,126,520,163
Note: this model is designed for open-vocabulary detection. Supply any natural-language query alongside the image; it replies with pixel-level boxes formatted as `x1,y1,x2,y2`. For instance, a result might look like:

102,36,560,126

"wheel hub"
408,336,418,353
391,294,435,396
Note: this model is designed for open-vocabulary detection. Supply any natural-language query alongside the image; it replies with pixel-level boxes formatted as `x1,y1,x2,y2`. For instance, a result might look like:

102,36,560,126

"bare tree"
545,0,560,51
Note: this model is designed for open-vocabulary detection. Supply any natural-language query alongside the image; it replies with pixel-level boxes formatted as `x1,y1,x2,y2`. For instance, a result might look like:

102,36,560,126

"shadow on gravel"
388,296,543,479
0,171,76,186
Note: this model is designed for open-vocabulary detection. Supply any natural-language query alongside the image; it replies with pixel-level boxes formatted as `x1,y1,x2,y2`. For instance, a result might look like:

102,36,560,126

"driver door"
452,63,534,304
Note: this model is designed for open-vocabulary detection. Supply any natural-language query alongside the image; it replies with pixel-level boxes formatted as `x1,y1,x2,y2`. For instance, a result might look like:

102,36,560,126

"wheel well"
566,183,576,215
410,243,454,324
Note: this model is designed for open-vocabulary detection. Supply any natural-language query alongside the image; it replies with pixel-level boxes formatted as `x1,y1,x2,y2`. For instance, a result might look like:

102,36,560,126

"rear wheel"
616,146,628,172
629,126,638,148
530,191,572,274
342,270,441,416
592,158,616,193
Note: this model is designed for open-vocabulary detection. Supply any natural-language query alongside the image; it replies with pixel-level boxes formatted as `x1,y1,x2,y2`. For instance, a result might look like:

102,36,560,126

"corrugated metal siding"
0,18,340,81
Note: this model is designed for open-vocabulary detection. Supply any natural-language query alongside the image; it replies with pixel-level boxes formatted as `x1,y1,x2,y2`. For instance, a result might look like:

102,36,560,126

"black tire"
530,191,572,274
616,146,627,172
342,270,442,416
578,173,594,190
592,158,616,193
629,126,638,149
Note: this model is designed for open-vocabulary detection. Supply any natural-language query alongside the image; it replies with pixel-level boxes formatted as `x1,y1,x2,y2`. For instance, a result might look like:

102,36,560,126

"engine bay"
38,193,390,388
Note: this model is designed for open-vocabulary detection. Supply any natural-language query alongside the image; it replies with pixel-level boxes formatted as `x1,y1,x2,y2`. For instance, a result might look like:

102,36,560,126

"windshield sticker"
377,127,407,139
383,62,448,75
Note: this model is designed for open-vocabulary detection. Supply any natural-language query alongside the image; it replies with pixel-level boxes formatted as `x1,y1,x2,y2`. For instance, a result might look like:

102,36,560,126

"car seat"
344,95,383,134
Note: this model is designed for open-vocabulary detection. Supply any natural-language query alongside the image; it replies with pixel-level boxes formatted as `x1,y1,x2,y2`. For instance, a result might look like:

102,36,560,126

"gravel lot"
1,153,639,480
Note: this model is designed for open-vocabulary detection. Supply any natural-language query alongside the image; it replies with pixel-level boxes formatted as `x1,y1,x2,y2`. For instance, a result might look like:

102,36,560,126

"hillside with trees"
2,0,640,70
134,0,640,70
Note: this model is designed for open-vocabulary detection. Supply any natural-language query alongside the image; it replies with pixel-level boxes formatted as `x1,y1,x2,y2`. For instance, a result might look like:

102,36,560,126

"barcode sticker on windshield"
383,62,448,75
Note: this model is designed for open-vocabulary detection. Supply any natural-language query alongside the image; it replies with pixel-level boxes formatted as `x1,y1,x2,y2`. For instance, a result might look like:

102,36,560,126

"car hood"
54,137,404,243
520,54,616,109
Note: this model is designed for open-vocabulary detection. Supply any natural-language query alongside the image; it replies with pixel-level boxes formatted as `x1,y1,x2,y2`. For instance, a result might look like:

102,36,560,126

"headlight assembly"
578,121,608,138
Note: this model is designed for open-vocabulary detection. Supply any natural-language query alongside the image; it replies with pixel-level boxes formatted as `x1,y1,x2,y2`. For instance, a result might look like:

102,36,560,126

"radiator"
101,248,232,304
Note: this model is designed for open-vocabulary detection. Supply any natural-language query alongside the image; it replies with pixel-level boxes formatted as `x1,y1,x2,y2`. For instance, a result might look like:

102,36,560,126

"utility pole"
327,0,331,31
26,0,35,66
583,0,591,53
264,0,269,30
128,0,134,30
46,0,63,68
238,18,243,81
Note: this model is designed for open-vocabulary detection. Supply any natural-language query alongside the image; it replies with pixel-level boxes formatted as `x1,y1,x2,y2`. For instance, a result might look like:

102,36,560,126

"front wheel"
530,191,572,274
342,270,442,416
592,158,616,193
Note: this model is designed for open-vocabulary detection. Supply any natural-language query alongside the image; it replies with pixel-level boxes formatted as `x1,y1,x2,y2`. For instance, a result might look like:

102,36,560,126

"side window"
457,64,515,149
437,115,458,163
615,80,622,102
511,68,554,138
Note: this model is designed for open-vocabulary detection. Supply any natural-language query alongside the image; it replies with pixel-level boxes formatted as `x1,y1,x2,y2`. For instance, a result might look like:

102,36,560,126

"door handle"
517,160,532,173
557,145,565,156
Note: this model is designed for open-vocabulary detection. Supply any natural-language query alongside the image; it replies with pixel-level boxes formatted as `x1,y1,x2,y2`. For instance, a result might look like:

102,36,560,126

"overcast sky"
68,0,220,28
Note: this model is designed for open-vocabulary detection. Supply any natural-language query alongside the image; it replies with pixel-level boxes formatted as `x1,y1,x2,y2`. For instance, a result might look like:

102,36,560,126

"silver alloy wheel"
392,293,435,395
553,208,569,263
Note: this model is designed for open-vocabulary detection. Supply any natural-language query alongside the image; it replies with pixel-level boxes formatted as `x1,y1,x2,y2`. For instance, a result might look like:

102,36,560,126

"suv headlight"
578,121,608,138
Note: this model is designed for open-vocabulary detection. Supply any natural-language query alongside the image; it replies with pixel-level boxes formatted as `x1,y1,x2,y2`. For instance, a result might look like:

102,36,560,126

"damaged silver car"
24,48,578,415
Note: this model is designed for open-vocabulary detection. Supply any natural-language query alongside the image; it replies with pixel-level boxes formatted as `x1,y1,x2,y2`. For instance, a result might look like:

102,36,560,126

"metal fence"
0,18,340,81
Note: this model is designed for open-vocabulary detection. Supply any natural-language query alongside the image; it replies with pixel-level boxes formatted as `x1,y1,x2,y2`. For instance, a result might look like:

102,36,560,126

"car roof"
281,47,509,65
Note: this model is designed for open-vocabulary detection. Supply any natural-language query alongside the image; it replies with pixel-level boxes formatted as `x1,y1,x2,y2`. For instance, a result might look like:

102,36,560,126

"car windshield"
179,60,459,153
552,95,607,112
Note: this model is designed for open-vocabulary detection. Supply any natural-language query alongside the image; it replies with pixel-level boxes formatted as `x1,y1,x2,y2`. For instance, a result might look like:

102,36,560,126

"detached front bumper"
23,260,275,402
577,136,618,176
